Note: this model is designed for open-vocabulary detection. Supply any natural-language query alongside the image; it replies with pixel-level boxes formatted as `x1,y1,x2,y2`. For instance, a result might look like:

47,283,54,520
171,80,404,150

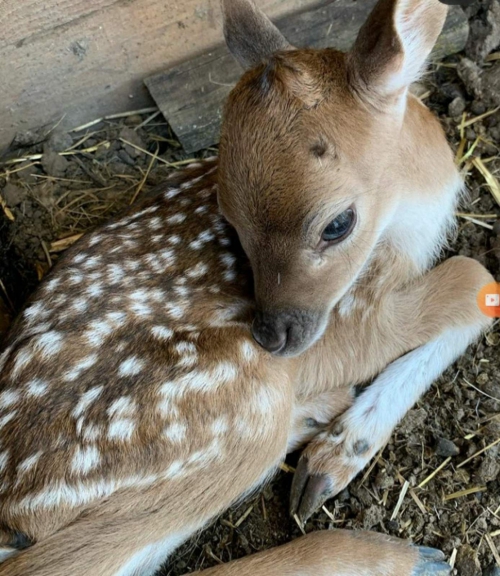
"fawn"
0,0,494,574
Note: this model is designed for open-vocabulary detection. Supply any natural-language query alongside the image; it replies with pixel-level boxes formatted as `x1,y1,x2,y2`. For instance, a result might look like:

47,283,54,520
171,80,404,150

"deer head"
217,0,449,356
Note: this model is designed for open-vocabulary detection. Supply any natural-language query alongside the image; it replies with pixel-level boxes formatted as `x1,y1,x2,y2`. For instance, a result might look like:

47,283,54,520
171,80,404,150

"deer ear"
348,0,447,102
221,0,292,70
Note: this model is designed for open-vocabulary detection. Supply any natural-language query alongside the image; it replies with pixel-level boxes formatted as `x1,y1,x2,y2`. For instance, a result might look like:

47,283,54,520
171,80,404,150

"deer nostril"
252,315,288,354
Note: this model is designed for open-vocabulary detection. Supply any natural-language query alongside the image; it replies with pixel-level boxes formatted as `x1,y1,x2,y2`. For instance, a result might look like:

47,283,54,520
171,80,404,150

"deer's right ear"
348,0,447,105
221,0,292,70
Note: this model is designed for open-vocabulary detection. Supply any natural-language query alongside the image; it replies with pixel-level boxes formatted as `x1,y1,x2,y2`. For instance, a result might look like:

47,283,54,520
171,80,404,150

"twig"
418,457,452,488
443,486,486,501
130,143,159,204
485,533,500,567
390,479,409,520
70,108,158,132
457,437,500,469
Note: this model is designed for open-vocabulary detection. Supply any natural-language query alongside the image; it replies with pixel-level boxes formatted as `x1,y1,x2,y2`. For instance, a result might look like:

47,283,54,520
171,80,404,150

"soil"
1,3,500,575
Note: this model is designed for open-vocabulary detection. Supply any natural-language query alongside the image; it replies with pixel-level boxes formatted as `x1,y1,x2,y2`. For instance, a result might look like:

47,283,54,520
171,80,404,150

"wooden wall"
0,0,322,151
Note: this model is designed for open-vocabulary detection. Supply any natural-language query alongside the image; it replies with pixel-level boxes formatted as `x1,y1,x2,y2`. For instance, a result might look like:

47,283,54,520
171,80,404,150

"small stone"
448,96,466,117
465,127,477,142
374,469,395,491
2,183,26,207
476,372,489,385
41,150,69,178
470,100,486,115
119,127,144,159
435,438,460,457
45,130,73,153
124,114,143,127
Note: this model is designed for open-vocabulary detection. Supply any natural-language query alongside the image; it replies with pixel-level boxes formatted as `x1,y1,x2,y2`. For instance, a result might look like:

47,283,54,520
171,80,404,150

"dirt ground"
1,2,500,574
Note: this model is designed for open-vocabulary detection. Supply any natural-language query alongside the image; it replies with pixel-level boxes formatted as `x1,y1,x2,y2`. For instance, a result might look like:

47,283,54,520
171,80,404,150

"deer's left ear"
221,0,292,70
348,0,447,103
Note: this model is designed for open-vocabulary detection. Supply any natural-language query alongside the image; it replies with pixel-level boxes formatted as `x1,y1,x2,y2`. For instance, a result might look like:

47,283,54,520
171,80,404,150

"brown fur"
0,0,493,574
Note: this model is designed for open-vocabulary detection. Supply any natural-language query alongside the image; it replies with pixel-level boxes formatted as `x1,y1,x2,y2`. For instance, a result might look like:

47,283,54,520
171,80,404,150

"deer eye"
321,207,356,245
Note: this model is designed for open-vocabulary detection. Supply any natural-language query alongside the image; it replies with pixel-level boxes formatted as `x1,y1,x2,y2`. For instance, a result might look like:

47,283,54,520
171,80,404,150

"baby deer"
0,0,493,574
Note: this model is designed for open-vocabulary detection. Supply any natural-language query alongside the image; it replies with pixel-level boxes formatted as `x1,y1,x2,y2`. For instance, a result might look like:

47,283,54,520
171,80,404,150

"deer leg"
290,256,494,521
188,530,450,576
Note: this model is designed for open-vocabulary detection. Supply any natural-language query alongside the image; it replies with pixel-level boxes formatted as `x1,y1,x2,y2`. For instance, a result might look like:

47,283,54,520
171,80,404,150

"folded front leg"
291,256,494,521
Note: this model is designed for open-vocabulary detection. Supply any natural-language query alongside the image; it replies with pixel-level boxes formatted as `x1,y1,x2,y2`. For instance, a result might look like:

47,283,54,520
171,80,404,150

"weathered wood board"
146,3,469,153
0,0,321,152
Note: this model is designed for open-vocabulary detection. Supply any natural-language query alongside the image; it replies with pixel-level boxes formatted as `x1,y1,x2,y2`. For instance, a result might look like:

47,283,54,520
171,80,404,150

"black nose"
252,311,288,354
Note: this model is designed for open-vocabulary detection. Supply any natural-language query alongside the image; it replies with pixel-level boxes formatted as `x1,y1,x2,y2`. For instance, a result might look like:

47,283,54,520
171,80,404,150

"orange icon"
478,282,500,318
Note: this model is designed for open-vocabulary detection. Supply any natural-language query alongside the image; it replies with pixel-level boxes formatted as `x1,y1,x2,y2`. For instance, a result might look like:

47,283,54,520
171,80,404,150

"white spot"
211,417,229,436
194,205,208,215
151,326,174,340
83,423,102,442
165,460,184,479
165,188,181,200
24,302,48,322
159,249,176,266
26,379,48,397
0,451,9,472
71,445,101,475
130,302,152,317
168,235,181,245
152,234,163,243
107,311,127,326
83,256,102,269
223,269,237,282
149,289,165,302
176,341,198,368
88,234,103,247
85,321,113,347
73,253,87,264
167,213,186,225
12,349,33,378
35,331,63,357
87,284,103,298
174,286,190,298
186,262,208,279
148,217,163,231
119,357,143,377
64,354,98,382
165,303,184,320
108,264,125,284
0,411,17,430
220,253,236,268
108,396,136,418
108,419,135,441
163,422,187,443
125,260,140,271
69,273,83,285
130,289,149,302
18,451,43,474
44,277,61,291
72,386,103,419
240,341,257,363
72,298,89,313
0,389,20,408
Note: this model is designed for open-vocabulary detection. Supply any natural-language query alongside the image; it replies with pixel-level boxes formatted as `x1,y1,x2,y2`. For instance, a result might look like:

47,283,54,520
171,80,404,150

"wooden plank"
146,3,469,153
0,0,120,50
0,0,320,152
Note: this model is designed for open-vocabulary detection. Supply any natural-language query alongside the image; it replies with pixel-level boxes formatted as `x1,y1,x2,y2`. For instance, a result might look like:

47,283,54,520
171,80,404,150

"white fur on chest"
385,173,462,271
